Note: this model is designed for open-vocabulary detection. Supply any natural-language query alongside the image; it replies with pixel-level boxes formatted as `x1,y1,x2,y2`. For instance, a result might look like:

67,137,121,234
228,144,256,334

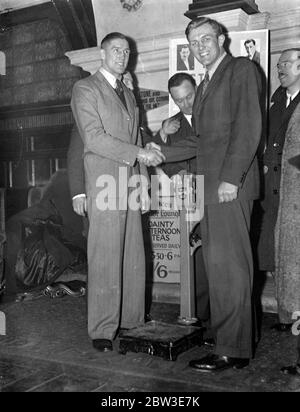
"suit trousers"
86,197,145,340
200,199,253,358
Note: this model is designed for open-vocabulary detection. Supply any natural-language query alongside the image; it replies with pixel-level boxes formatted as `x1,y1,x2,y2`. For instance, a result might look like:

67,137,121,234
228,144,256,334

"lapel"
270,88,300,139
93,71,135,119
193,54,233,118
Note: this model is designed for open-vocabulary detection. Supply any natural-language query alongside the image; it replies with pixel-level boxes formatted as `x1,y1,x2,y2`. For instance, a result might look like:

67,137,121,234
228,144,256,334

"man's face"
170,79,196,115
180,46,190,61
188,23,225,70
277,50,300,90
245,42,255,58
101,38,130,78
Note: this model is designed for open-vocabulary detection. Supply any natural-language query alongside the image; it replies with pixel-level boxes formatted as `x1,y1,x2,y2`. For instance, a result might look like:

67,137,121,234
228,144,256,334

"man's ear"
100,48,106,61
291,59,300,76
218,34,225,48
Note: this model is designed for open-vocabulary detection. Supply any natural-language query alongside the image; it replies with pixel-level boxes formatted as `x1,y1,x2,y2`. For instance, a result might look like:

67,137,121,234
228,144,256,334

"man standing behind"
258,49,300,331
154,17,262,371
71,32,164,352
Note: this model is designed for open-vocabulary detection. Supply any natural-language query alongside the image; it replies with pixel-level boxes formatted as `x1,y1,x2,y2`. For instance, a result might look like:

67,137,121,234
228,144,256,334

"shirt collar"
100,67,118,88
183,114,192,126
286,89,299,101
206,51,227,79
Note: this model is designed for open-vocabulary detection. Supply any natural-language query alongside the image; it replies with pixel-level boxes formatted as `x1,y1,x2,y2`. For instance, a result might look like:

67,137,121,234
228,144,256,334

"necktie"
115,79,127,110
201,71,210,96
286,94,291,108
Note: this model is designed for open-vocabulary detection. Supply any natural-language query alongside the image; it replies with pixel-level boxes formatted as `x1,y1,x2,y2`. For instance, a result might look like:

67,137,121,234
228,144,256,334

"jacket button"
274,166,278,171
273,142,280,147
273,189,278,194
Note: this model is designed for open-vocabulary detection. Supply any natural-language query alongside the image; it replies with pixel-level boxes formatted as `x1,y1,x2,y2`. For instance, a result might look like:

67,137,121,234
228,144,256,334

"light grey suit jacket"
71,71,148,198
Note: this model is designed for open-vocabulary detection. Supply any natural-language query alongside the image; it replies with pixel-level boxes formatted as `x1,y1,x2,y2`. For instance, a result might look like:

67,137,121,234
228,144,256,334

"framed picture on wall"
169,29,269,116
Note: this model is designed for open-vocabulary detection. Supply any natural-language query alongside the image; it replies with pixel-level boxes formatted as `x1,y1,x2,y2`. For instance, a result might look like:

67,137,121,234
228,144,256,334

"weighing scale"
119,176,205,360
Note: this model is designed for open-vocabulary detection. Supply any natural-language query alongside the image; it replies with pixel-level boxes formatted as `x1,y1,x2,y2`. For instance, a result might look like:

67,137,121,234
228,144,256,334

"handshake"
137,142,166,167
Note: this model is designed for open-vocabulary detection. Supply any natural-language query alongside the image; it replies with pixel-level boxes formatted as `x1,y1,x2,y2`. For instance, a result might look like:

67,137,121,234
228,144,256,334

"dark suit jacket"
251,50,260,65
162,55,262,205
151,112,196,177
177,55,195,71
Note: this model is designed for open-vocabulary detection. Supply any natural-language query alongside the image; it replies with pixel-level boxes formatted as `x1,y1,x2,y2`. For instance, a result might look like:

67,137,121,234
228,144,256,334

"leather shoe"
281,364,300,375
189,353,249,372
92,339,113,352
270,322,292,332
203,337,215,347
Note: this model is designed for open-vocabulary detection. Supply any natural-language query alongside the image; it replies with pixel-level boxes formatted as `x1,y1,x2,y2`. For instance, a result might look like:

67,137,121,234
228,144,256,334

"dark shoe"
203,337,215,348
270,322,293,332
189,353,249,372
281,364,300,375
92,339,113,352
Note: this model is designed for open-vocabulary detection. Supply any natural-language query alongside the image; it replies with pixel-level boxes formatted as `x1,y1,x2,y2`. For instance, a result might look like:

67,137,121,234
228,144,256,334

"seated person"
3,169,87,299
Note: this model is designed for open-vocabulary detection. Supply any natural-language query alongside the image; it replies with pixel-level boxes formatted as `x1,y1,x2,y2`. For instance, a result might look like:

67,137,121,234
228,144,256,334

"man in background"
258,48,300,331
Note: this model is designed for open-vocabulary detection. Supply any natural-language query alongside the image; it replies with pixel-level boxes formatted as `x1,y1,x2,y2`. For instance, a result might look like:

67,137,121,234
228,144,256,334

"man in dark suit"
244,39,260,65
150,17,262,371
177,44,195,71
70,32,164,352
151,72,197,177
258,49,300,331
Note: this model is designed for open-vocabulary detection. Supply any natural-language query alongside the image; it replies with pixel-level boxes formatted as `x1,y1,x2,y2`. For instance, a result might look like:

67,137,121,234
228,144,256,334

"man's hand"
137,147,165,167
72,195,87,216
218,182,238,203
159,117,181,142
145,142,161,151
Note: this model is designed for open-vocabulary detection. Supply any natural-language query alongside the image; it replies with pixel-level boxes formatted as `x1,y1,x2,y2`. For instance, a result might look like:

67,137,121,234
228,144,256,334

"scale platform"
118,320,204,361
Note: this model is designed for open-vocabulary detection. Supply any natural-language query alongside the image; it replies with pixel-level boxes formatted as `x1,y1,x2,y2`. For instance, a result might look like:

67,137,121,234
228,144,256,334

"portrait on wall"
176,44,195,71
169,29,269,116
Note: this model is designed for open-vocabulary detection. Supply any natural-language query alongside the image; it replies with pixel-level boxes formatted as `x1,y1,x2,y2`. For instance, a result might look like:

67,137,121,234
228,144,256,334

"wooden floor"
0,292,299,393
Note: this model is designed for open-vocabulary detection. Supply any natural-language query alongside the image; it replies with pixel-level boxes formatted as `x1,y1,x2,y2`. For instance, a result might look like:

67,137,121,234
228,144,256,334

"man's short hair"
168,72,196,93
244,39,256,47
185,16,224,40
282,48,300,58
101,32,128,49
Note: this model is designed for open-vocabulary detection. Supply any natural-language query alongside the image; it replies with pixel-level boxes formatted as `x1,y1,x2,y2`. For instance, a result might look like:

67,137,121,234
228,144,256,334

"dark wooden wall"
0,0,96,217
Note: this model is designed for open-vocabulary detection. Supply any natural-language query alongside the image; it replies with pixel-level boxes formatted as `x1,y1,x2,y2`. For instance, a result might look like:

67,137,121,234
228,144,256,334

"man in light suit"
71,32,164,352
67,71,136,218
150,17,262,371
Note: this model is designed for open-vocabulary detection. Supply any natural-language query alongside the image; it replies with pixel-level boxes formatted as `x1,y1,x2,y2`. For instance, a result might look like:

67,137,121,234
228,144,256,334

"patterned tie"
115,79,127,110
201,71,210,96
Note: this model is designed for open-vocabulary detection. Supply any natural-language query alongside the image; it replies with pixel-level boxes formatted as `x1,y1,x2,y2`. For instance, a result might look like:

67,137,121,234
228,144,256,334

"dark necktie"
115,79,127,110
201,71,210,96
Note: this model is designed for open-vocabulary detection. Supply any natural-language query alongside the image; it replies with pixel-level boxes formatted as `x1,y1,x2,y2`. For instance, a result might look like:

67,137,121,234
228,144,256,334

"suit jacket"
177,55,195,71
67,126,85,199
151,112,196,177
71,71,148,198
162,55,262,205
251,50,260,65
258,87,300,270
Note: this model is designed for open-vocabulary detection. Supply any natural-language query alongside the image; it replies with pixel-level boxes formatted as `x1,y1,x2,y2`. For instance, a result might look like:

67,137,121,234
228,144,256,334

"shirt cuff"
72,193,86,200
